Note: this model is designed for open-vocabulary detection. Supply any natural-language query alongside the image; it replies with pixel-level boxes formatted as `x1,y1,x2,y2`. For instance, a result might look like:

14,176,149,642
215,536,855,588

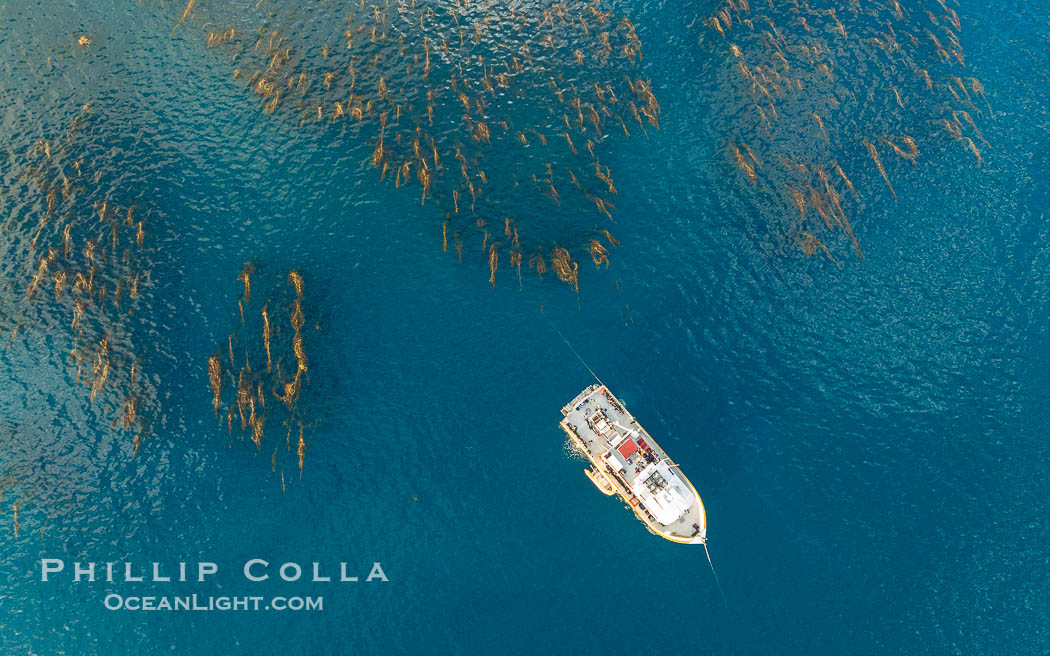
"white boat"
560,384,707,544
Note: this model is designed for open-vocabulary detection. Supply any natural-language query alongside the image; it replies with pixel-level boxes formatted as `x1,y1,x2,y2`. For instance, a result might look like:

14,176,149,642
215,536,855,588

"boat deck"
560,384,707,544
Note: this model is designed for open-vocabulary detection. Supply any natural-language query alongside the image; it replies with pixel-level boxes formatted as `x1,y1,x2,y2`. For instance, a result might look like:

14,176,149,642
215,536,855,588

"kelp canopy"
175,0,662,292
700,0,988,263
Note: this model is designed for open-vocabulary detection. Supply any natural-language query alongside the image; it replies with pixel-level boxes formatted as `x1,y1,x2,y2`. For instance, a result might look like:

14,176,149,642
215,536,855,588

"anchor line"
546,316,726,607
702,538,729,609
544,315,605,388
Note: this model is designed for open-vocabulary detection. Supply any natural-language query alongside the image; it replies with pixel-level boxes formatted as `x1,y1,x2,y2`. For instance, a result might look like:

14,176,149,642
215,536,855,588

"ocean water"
0,0,1048,654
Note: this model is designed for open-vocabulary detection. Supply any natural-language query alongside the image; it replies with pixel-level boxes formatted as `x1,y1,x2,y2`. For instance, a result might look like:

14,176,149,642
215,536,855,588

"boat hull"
560,384,707,544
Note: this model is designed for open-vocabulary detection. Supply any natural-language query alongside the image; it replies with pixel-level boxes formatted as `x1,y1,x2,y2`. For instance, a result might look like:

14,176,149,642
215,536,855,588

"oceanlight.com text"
103,594,323,612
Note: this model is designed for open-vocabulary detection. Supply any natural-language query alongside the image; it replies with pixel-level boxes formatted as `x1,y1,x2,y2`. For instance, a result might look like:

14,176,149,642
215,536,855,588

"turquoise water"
1,0,1048,654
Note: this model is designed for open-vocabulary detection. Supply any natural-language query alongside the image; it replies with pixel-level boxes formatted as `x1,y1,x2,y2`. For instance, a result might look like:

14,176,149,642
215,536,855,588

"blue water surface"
1,0,1049,654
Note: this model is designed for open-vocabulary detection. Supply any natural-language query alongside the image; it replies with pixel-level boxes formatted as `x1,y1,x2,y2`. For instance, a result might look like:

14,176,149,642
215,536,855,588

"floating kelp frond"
290,299,304,332
288,270,304,297
171,0,196,37
292,333,306,371
237,262,255,303
589,240,610,269
261,306,272,372
296,424,306,479
864,142,897,203
551,247,579,294
208,354,223,417
488,244,499,288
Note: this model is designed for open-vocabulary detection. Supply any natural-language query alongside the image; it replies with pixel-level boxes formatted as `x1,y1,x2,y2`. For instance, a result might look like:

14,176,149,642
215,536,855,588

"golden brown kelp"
288,270,304,298
207,266,317,486
864,142,897,203
879,136,920,166
171,0,196,38
292,333,307,372
9,106,157,444
551,247,579,294
235,370,250,430
208,355,223,417
589,240,610,269
296,424,306,479
87,336,110,404
488,244,499,288
261,305,272,372
237,262,255,303
510,251,523,287
699,0,990,262
799,231,839,266
117,395,139,430
290,299,304,333
732,145,757,183
179,0,654,294
832,162,855,195
962,137,981,167
529,250,548,280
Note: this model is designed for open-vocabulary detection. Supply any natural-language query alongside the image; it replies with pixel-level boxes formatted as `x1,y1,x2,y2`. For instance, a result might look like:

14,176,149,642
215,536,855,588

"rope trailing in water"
702,538,729,609
546,313,728,609
545,315,605,388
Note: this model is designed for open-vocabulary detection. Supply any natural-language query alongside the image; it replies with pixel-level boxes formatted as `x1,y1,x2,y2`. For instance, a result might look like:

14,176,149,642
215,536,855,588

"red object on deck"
637,438,650,451
618,439,639,459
